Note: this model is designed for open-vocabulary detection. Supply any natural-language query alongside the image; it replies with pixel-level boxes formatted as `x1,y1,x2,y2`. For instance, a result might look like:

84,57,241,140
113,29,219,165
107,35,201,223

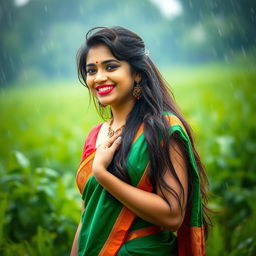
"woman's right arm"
70,201,84,256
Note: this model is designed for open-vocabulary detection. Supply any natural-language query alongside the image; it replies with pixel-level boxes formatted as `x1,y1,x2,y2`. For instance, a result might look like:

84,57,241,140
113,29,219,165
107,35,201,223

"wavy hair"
77,26,211,237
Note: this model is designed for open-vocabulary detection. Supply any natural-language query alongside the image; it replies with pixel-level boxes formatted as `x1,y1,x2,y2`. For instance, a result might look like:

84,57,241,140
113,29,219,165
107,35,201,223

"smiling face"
86,44,138,109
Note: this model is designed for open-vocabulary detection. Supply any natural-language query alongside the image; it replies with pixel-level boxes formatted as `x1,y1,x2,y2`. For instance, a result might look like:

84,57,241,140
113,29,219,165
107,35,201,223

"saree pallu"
76,113,205,256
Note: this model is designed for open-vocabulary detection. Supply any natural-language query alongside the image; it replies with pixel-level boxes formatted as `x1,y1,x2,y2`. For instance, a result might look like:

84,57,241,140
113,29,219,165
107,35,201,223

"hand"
92,133,122,176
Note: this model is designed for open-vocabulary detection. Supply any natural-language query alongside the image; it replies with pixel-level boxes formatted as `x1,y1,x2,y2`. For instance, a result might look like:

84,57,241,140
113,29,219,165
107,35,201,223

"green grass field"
0,63,255,255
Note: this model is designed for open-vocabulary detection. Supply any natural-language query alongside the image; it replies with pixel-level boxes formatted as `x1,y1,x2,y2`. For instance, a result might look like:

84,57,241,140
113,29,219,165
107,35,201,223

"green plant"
0,151,80,256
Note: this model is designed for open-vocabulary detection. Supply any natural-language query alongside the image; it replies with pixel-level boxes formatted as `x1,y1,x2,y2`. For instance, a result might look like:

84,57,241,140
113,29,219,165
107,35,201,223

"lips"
95,84,115,96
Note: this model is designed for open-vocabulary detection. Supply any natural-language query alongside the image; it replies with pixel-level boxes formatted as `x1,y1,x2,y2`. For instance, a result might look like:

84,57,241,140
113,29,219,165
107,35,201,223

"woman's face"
85,44,139,108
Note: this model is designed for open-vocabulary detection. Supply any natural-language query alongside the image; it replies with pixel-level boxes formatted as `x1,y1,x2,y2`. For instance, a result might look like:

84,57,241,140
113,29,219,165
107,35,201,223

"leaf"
13,151,30,169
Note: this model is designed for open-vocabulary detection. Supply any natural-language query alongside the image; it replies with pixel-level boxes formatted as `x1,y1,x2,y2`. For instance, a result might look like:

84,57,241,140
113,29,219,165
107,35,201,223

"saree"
76,113,205,256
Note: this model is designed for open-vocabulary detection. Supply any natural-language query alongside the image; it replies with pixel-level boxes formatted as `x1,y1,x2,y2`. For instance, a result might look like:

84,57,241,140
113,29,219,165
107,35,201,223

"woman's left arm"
93,134,188,232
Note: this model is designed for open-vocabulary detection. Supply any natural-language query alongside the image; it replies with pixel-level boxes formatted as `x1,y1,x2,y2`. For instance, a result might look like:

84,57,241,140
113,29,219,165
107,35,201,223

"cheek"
86,77,93,88
115,70,133,85
86,78,96,95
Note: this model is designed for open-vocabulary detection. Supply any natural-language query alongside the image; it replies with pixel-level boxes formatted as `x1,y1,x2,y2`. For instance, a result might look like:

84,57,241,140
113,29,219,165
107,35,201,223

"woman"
71,26,210,256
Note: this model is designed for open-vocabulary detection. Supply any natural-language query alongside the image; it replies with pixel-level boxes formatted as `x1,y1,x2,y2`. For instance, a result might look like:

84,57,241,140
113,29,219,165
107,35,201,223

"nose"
94,70,108,84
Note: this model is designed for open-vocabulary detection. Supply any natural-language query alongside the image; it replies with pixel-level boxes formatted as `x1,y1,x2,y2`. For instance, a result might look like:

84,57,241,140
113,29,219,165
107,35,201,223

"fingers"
100,132,122,150
110,136,122,151
103,136,121,153
108,131,122,144
105,132,121,146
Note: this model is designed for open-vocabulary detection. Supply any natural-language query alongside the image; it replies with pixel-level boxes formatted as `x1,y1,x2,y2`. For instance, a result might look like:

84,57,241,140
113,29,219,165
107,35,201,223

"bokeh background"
0,0,256,255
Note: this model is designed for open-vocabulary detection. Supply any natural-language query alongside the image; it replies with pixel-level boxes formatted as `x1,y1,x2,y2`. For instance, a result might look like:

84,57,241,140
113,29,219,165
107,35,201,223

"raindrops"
250,7,256,22
0,69,7,84
39,29,44,37
241,45,246,57
217,27,223,37
8,56,15,72
0,0,255,86
224,54,229,63
79,5,84,15
188,0,193,9
44,4,48,13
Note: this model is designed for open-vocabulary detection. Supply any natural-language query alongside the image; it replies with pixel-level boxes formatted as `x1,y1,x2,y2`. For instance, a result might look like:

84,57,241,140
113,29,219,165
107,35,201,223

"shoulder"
80,123,103,162
162,112,188,137
86,123,103,140
162,111,184,127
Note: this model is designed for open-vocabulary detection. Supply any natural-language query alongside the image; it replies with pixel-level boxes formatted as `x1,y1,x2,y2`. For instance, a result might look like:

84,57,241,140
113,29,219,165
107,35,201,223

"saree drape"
76,113,205,256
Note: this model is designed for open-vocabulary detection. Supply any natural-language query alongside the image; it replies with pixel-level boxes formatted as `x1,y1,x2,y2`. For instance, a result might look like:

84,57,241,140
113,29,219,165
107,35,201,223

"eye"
86,68,97,75
106,64,118,71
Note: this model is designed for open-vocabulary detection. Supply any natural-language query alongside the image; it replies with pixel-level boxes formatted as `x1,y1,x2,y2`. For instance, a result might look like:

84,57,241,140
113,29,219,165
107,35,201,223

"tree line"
0,0,255,86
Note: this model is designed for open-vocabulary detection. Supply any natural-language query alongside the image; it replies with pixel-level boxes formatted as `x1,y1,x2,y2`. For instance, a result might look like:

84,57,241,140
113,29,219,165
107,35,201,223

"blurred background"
0,0,255,255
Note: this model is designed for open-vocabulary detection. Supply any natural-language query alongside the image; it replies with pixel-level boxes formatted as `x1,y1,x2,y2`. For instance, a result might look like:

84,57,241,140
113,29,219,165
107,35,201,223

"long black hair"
77,26,211,237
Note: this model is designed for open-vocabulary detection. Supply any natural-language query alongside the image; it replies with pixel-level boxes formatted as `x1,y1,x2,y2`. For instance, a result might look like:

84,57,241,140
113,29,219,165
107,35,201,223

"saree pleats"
76,113,206,256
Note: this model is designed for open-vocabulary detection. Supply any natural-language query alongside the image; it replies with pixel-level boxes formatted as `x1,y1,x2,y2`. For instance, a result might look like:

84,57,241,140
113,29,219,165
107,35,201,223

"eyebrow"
86,59,120,67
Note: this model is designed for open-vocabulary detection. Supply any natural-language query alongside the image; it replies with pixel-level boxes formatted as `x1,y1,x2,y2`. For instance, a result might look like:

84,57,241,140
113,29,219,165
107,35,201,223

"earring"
132,82,142,99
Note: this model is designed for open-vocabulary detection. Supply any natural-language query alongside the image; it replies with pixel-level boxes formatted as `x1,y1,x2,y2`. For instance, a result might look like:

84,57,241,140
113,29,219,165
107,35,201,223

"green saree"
76,113,205,256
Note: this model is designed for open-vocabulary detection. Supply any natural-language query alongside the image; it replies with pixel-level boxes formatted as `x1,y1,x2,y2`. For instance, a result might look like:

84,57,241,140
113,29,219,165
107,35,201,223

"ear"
134,72,142,83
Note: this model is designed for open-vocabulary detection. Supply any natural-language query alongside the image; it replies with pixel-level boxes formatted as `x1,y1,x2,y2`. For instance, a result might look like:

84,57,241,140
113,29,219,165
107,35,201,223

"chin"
98,100,111,107
98,97,114,106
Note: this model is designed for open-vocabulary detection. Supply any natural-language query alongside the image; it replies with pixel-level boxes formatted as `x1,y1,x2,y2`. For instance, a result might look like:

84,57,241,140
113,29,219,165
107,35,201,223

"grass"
0,62,256,255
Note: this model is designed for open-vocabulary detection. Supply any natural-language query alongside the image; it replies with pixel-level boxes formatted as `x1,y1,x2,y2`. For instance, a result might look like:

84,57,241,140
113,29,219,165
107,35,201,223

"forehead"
86,44,116,63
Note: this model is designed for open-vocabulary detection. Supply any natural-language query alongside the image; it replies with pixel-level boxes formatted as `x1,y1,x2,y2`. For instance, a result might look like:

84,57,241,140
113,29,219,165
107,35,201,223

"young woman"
71,26,210,256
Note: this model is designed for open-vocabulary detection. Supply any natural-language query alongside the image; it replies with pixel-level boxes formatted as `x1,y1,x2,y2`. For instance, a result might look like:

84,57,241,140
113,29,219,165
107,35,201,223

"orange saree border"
125,226,163,242
76,123,145,195
190,226,205,256
132,124,144,143
165,114,188,136
98,165,152,256
76,150,96,194
76,115,185,195
178,215,206,256
98,114,190,256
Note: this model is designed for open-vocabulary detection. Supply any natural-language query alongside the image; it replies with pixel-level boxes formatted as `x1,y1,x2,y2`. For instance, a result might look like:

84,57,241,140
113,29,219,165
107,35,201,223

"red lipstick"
96,84,115,95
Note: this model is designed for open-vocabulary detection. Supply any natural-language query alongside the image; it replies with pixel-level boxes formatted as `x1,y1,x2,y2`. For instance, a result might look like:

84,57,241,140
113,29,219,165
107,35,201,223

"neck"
110,99,135,128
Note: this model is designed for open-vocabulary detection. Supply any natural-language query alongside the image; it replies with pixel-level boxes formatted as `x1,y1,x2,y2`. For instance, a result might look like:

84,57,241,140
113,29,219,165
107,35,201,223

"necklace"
107,119,125,138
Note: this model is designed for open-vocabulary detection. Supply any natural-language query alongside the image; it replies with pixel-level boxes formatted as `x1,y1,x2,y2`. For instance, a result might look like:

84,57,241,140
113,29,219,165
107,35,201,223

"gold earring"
132,82,142,99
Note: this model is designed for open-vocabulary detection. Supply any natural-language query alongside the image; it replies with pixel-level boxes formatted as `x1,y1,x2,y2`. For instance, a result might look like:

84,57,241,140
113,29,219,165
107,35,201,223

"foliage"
0,151,80,255
0,63,255,255
167,63,256,255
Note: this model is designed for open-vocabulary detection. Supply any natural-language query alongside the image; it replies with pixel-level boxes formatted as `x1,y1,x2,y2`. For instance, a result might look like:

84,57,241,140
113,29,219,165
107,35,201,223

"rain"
0,0,256,255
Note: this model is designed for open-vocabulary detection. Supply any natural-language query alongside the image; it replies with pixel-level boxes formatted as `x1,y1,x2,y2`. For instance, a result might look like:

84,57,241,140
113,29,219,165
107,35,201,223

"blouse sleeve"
80,123,103,164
